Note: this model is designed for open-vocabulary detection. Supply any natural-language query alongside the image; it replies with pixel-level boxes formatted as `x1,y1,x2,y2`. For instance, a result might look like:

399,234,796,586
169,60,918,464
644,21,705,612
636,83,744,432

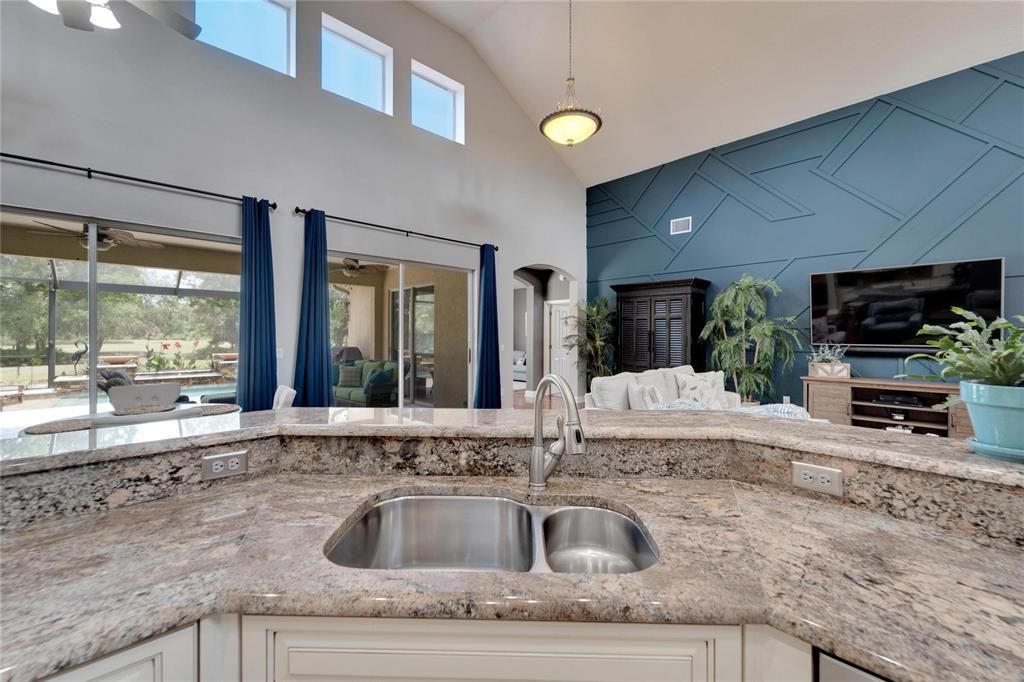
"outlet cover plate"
202,450,249,481
791,461,843,497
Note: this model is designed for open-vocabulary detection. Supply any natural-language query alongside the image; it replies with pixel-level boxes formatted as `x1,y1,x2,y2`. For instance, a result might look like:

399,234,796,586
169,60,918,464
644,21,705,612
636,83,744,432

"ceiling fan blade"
32,220,85,236
126,0,201,39
101,229,163,249
22,228,81,239
116,236,164,249
57,0,95,31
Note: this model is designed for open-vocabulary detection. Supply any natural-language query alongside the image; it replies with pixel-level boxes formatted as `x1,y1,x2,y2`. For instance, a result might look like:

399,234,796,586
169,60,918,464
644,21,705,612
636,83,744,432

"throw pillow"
675,372,725,408
366,367,394,386
636,369,679,402
339,365,362,388
627,382,663,410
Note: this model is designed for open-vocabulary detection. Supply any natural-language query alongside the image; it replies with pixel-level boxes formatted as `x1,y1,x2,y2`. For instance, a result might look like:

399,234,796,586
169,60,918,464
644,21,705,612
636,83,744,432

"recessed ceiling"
414,1,1024,187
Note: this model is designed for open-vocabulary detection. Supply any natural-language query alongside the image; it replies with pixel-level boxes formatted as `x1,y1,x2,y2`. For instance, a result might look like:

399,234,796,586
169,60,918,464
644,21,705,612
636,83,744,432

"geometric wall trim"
587,51,1024,404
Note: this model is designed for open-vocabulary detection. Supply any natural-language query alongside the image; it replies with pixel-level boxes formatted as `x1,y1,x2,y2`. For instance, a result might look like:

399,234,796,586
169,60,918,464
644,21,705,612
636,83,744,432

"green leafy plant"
809,343,849,364
901,307,1024,393
698,275,801,402
563,297,615,390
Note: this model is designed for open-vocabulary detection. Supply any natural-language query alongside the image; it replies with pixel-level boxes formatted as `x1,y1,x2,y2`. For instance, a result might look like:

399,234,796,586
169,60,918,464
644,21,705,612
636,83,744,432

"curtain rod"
0,152,278,211
294,206,497,251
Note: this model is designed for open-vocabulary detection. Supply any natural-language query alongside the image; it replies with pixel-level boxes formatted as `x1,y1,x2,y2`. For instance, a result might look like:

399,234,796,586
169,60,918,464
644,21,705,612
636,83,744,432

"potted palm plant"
698,275,801,404
563,297,615,391
903,307,1024,460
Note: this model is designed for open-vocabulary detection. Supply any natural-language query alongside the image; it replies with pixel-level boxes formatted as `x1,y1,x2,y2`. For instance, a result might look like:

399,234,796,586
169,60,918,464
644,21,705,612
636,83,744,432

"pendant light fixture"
539,0,601,147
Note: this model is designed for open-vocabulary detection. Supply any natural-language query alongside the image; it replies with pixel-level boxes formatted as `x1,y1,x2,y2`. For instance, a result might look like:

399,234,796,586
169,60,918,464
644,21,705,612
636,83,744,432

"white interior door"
547,301,576,386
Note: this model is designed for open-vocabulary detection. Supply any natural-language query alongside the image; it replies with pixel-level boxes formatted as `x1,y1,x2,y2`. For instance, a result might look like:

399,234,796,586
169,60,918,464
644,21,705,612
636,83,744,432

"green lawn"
0,338,234,389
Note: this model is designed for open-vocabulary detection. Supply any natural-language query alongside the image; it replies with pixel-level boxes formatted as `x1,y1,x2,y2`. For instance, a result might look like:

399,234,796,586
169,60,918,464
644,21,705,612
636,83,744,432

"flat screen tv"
810,258,1003,349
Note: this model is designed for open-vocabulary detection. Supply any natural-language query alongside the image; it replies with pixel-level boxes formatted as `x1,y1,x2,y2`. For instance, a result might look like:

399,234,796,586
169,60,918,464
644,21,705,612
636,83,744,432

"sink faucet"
530,374,586,493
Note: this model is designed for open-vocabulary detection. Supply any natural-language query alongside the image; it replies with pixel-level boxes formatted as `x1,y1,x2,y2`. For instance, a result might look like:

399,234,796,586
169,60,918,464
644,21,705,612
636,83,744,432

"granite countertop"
2,474,1021,682
3,408,1023,488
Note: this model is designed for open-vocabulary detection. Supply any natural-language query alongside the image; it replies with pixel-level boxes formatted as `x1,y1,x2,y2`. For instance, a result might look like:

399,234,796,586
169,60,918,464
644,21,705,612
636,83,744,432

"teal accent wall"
587,52,1024,404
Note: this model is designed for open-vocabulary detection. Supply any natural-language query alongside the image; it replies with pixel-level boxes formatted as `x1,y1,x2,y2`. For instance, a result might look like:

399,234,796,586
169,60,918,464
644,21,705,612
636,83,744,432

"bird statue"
71,341,88,375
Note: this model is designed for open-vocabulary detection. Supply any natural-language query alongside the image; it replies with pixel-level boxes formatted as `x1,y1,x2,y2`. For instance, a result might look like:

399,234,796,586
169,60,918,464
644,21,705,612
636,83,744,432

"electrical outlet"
791,461,843,497
202,450,248,481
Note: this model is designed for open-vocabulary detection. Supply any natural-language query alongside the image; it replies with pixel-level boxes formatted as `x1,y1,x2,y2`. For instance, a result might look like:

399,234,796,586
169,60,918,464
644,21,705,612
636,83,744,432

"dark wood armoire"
611,278,710,373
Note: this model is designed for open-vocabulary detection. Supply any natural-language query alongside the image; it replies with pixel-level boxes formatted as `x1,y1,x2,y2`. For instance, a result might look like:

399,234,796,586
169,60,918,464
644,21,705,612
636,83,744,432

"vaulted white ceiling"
414,1,1024,187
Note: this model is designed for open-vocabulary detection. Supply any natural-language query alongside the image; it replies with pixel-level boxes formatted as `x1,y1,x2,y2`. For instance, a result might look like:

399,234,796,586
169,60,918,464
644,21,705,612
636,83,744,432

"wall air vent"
670,217,692,235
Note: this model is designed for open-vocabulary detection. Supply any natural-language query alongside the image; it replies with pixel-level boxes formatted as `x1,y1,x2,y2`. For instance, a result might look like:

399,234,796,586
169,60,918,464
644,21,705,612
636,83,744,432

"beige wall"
345,285,376,360
328,267,387,360
383,264,468,408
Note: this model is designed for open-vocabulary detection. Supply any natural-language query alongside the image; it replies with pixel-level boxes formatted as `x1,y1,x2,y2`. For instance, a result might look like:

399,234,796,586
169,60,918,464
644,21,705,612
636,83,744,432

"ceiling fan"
27,0,201,39
331,258,390,278
28,220,165,251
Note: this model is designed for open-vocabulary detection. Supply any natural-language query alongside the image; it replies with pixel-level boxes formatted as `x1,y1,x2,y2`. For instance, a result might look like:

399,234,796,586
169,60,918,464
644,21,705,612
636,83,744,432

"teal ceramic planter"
960,381,1024,457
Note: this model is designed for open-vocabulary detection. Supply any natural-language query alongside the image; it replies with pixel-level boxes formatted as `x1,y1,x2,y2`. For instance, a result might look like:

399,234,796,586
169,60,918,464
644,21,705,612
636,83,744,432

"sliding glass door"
0,210,240,434
390,285,435,404
330,253,468,409
0,216,92,434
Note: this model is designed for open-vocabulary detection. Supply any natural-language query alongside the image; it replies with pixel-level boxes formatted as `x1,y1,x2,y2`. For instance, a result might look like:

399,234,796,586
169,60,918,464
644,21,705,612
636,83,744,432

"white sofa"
585,365,742,410
512,350,528,383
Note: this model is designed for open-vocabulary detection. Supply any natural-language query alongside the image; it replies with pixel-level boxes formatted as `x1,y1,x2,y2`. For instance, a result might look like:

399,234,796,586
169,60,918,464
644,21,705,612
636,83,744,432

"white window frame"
321,13,394,116
410,59,465,144
195,0,296,77
277,0,296,78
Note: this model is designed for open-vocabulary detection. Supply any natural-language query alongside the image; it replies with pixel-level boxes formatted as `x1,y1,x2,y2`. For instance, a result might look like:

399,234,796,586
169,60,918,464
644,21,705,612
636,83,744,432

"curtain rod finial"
294,206,305,216
269,202,278,211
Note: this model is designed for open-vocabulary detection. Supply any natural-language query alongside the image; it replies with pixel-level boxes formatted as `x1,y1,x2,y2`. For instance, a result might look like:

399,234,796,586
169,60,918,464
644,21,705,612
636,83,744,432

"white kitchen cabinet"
742,625,812,682
48,626,196,682
241,616,742,682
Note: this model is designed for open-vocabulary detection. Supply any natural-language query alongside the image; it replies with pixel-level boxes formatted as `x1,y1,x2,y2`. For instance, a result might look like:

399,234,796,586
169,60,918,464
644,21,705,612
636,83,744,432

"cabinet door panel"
651,295,689,369
808,383,850,425
242,617,741,682
619,296,651,372
49,626,196,682
949,401,974,439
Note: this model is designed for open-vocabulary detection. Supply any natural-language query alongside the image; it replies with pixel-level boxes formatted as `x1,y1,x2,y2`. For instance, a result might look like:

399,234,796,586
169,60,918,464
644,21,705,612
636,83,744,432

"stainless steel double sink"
325,495,658,574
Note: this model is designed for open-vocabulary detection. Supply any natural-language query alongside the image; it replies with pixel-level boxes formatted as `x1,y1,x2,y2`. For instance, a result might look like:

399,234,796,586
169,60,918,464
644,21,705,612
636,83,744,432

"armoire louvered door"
612,279,709,374
618,296,651,371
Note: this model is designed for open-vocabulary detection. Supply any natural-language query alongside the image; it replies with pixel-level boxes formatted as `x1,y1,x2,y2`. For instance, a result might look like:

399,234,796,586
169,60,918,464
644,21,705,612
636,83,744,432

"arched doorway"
511,264,580,408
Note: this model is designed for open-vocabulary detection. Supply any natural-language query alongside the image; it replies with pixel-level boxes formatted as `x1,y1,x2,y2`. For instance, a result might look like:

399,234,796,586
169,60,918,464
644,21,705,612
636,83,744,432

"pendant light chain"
568,0,573,79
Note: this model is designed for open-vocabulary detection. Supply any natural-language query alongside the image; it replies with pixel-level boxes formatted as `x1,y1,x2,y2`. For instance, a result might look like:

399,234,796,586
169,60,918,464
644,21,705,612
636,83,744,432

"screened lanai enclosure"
0,212,241,431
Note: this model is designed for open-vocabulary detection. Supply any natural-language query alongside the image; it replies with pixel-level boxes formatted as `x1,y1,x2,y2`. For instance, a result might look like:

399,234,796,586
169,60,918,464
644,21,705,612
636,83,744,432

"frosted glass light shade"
540,109,601,147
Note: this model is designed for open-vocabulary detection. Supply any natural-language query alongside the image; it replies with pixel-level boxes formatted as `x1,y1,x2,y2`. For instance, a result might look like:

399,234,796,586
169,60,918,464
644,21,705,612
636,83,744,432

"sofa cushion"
627,382,662,410
589,372,637,410
636,368,683,402
333,386,357,402
338,365,362,388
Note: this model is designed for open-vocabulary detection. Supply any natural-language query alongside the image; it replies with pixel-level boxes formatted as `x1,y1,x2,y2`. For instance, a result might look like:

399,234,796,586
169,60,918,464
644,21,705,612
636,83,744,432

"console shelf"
803,376,973,439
